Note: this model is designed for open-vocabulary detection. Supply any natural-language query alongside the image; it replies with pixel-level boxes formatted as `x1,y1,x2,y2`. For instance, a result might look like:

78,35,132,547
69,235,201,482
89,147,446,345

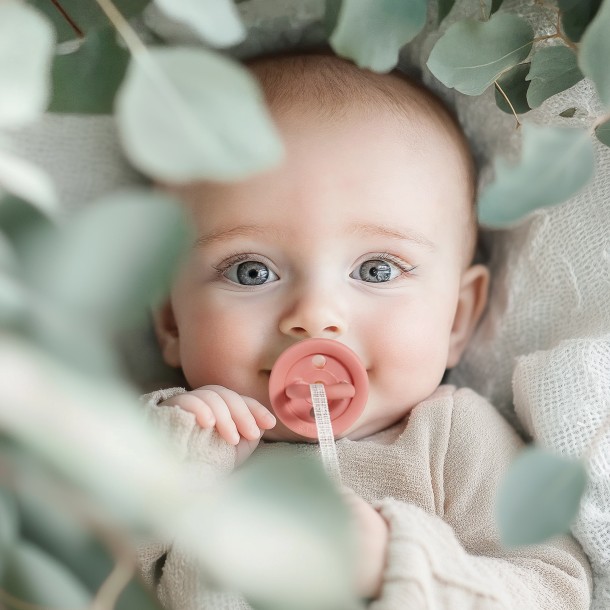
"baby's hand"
159,385,276,455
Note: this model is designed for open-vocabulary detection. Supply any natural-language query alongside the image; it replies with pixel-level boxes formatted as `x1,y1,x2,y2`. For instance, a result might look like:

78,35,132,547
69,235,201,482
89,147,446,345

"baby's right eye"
223,260,279,286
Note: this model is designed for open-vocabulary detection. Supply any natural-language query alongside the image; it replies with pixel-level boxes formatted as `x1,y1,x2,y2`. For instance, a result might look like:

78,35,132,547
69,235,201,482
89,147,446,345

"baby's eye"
351,259,402,283
223,260,279,285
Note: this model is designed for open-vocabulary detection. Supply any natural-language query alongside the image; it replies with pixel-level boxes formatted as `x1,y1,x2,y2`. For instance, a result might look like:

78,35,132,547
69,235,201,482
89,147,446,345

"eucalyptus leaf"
0,148,59,215
27,0,151,42
49,27,129,114
579,0,610,107
17,491,164,610
558,0,602,43
153,0,246,47
594,118,610,147
0,486,18,552
427,13,534,95
26,189,187,333
495,63,531,115
496,446,587,546
0,272,27,327
437,0,456,24
323,0,342,37
478,125,594,227
0,1,55,129
2,541,92,608
526,46,583,109
330,0,427,72
179,452,357,610
116,47,284,182
0,336,187,530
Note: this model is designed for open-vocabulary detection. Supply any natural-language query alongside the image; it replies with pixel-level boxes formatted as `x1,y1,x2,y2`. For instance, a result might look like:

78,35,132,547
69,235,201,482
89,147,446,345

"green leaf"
179,452,357,610
594,118,610,147
579,0,610,107
153,0,246,47
27,0,151,42
27,189,187,333
0,336,187,531
526,46,583,108
0,486,18,552
49,27,129,114
2,541,92,608
495,63,531,115
558,0,602,42
427,13,534,96
0,1,55,128
478,125,594,227
323,0,343,36
330,0,427,72
496,446,587,546
0,148,59,215
17,491,164,610
438,0,456,24
116,47,284,182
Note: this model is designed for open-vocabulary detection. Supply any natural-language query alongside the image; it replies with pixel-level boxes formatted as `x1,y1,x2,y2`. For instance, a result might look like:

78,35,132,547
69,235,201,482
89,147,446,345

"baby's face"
160,103,483,442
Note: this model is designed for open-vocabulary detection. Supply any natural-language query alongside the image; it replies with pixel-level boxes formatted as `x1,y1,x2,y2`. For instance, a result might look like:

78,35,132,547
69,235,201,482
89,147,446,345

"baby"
140,52,591,608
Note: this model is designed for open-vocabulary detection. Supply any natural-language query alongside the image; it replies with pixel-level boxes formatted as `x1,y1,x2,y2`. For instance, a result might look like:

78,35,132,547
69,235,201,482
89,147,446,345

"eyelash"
212,252,417,279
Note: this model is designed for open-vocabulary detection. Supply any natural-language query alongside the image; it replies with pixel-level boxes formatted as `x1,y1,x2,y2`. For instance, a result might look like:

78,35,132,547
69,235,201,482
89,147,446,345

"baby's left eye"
351,259,402,283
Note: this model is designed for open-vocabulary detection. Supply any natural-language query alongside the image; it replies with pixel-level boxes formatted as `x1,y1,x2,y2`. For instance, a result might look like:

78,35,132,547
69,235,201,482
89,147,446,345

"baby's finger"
207,387,262,441
195,390,242,445
165,394,216,428
242,396,277,430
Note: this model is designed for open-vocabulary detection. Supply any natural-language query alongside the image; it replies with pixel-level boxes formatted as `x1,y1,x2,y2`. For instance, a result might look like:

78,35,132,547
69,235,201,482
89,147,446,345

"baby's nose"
278,289,347,339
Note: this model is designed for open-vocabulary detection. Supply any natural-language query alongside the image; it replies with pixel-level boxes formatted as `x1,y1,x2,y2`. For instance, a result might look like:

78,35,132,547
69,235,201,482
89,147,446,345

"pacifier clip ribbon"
269,339,368,484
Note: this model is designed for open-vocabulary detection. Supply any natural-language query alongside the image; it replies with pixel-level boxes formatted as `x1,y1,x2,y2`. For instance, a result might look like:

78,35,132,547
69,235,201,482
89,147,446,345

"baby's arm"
369,389,591,610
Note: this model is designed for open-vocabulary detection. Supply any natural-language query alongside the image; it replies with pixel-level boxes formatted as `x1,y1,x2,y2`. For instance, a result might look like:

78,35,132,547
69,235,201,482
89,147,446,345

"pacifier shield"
268,339,368,439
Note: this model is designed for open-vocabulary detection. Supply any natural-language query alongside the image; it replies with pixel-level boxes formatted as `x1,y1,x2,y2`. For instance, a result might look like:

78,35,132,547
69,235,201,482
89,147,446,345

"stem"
92,0,148,56
90,556,135,610
494,80,521,128
50,0,84,38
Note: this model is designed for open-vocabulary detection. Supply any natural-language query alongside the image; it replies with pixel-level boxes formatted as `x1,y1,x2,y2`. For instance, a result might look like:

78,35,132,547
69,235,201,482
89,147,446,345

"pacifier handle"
268,339,368,439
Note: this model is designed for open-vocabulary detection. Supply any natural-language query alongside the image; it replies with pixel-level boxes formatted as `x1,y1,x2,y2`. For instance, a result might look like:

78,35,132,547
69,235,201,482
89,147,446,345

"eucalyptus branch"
90,554,135,610
50,0,84,38
494,80,521,128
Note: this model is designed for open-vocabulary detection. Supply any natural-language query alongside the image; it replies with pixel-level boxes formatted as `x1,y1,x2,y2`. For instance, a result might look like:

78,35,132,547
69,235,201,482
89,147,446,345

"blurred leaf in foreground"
0,1,55,129
496,446,587,546
116,47,284,182
526,46,583,109
427,13,534,96
478,125,594,227
330,0,427,72
0,336,187,532
49,27,129,114
153,0,246,47
179,451,358,610
579,0,610,107
2,541,92,608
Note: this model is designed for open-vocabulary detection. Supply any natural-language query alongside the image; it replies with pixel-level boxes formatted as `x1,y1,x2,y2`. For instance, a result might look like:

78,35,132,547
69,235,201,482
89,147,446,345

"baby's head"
154,52,489,442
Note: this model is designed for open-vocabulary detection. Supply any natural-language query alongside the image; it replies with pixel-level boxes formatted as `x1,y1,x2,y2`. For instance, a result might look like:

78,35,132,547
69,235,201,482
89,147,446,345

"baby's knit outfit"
138,385,591,609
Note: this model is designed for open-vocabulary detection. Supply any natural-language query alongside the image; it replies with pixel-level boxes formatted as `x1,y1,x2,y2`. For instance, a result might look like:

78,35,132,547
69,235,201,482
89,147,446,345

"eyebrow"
194,221,436,251
194,224,287,248
348,222,436,251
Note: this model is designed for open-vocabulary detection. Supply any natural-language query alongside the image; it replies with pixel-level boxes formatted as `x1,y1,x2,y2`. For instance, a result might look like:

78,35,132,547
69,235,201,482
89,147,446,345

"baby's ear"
446,264,489,369
152,299,182,368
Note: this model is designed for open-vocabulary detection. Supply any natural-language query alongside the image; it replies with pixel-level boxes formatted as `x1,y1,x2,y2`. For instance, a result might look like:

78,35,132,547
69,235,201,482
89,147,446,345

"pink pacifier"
268,339,368,439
